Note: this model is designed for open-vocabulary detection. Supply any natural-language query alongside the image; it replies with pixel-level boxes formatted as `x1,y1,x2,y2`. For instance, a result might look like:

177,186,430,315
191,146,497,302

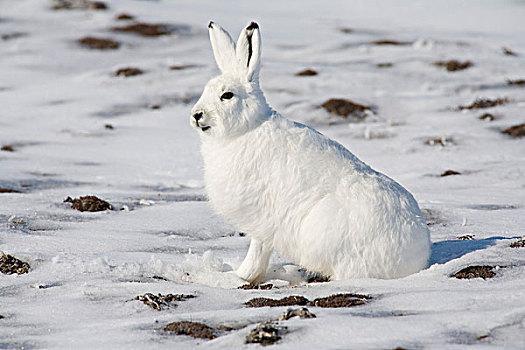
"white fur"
191,22,431,283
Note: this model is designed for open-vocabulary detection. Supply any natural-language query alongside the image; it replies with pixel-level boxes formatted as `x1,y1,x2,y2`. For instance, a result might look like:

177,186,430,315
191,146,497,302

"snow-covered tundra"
191,22,431,283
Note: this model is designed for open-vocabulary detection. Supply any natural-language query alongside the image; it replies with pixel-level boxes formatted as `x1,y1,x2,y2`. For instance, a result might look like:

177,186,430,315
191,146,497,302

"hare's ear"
208,21,236,73
236,22,261,82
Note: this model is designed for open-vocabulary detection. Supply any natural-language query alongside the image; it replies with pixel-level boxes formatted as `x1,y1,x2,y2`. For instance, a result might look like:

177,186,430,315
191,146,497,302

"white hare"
191,22,431,283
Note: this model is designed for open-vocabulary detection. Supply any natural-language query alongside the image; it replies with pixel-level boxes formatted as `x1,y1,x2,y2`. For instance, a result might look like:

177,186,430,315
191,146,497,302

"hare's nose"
193,112,203,121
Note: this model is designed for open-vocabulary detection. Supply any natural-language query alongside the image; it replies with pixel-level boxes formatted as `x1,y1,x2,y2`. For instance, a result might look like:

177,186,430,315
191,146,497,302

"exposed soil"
164,321,216,339
507,79,525,86
440,170,461,177
78,37,119,50
376,62,393,68
372,39,411,46
457,235,475,240
306,273,330,283
149,104,161,110
135,293,195,311
246,322,286,346
502,47,517,56
169,64,197,70
104,124,114,130
52,0,107,10
0,253,30,275
479,113,495,121
458,98,508,110
433,60,473,72
502,123,525,138
64,196,112,212
451,266,496,279
279,307,316,320
0,188,20,193
321,98,372,120
245,293,371,308
1,32,27,41
339,28,353,34
510,238,525,248
425,137,455,147
238,283,274,290
296,69,317,76
114,67,143,77
111,23,172,37
1,145,15,152
115,13,134,21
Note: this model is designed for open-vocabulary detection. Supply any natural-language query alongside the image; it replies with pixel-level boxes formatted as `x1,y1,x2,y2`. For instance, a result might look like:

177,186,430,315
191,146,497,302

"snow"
1,0,525,349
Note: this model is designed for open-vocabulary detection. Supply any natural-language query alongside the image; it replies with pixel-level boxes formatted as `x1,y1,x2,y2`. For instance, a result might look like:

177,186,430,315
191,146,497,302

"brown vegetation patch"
238,283,274,290
479,113,495,121
52,0,107,10
115,13,134,21
510,238,525,248
135,293,195,311
64,195,112,212
246,293,371,308
78,37,119,50
433,60,473,72
1,253,30,275
296,69,317,76
440,170,461,177
502,123,525,138
451,266,496,279
322,98,372,120
279,307,316,320
246,322,286,346
507,79,525,86
164,321,216,339
372,40,411,46
115,67,143,77
112,23,172,37
1,145,15,152
458,98,508,110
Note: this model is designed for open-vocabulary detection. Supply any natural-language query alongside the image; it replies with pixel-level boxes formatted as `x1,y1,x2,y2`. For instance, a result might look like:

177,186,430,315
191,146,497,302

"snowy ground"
1,0,525,349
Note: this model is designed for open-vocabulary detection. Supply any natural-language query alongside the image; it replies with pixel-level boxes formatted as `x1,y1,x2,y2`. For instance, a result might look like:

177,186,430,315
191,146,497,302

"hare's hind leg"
235,238,271,283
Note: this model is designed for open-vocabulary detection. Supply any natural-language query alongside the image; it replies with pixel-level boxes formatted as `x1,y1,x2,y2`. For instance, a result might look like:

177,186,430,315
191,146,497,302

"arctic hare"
191,22,431,283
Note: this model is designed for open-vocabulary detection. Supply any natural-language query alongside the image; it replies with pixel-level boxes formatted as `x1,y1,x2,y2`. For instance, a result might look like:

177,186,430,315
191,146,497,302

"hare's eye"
220,92,234,100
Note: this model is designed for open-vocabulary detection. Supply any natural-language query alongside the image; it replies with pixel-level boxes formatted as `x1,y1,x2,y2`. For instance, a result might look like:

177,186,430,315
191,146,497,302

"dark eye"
220,92,234,100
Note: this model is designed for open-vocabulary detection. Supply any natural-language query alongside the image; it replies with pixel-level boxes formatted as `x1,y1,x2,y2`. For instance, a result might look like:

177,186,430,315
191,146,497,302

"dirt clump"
78,37,119,50
433,60,472,72
507,79,525,86
1,253,30,275
52,0,107,10
104,124,114,130
309,293,371,308
115,13,134,21
115,67,143,77
459,98,508,110
322,98,372,120
245,295,309,308
457,235,475,240
0,188,20,193
64,196,112,212
502,123,525,138
372,39,411,46
1,145,15,152
479,113,495,121
279,307,316,320
296,69,317,76
135,293,195,311
376,62,393,68
112,23,172,37
440,170,461,177
164,321,216,339
510,238,525,248
451,266,497,279
246,322,286,346
239,283,274,290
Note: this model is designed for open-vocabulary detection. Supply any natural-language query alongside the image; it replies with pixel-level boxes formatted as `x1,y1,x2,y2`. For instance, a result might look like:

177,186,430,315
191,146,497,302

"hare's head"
191,22,270,139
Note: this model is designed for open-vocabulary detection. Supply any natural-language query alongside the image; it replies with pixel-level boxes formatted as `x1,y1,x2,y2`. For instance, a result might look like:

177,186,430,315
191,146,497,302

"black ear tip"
208,21,214,29
247,22,259,30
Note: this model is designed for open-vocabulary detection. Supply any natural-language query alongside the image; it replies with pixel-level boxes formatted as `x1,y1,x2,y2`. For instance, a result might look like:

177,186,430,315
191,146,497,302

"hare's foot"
235,238,271,283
